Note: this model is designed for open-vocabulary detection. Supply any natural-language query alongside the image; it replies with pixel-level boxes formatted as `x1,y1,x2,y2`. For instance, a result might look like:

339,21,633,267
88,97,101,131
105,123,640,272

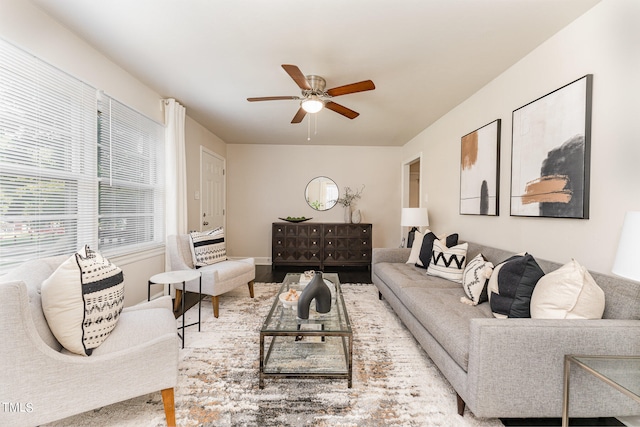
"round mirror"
305,176,339,211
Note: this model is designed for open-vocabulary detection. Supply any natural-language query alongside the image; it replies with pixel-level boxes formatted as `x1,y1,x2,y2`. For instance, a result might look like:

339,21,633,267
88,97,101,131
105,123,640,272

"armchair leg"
248,280,255,298
173,289,182,312
212,295,220,318
161,388,176,427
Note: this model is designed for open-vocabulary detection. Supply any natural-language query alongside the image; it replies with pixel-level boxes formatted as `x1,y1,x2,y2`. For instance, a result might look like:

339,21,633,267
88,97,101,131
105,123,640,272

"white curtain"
164,99,188,270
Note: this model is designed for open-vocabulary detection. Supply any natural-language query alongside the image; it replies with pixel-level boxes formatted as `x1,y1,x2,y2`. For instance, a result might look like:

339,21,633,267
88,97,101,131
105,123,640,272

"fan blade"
325,101,359,119
291,107,307,124
326,80,375,97
282,64,311,90
247,96,299,102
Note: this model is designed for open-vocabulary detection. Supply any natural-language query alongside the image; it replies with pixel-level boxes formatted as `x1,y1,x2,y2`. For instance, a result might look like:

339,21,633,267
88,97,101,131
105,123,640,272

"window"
0,38,164,274
97,94,165,254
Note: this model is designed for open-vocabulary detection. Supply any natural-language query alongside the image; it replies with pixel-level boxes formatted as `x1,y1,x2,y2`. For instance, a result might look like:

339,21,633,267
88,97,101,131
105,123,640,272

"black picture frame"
460,119,501,216
510,74,593,219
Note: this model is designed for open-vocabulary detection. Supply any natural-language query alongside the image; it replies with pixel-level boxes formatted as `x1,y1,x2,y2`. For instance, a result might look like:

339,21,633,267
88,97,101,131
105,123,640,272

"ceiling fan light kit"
301,95,324,113
247,64,375,124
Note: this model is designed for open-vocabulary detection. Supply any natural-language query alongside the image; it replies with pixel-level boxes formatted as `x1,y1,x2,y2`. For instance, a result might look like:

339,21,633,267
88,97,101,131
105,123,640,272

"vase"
343,205,352,223
297,271,331,319
352,209,361,224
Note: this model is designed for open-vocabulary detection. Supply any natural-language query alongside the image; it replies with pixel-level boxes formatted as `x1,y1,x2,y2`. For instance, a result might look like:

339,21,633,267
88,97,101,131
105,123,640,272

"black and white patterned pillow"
42,245,124,356
461,253,494,305
416,232,459,269
426,240,468,283
190,227,227,267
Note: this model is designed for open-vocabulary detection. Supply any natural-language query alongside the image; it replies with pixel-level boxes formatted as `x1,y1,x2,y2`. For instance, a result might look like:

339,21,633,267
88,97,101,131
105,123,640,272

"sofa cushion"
401,286,493,371
375,262,462,294
41,246,124,356
530,259,605,319
190,227,227,267
427,241,468,283
488,253,544,318
461,253,494,305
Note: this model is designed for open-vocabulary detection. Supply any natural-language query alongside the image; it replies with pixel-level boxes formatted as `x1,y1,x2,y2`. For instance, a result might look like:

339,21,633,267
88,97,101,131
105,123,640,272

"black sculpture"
297,271,331,319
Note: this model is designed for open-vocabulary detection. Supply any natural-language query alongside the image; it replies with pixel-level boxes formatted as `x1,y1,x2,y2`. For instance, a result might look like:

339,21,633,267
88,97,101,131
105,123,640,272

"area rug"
46,283,504,427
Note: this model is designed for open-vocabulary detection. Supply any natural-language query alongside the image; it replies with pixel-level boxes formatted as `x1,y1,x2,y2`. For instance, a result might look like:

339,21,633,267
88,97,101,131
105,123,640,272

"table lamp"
401,208,429,248
612,211,640,282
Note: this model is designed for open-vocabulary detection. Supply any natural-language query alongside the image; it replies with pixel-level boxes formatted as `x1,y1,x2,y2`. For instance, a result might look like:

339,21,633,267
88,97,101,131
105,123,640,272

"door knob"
203,221,209,226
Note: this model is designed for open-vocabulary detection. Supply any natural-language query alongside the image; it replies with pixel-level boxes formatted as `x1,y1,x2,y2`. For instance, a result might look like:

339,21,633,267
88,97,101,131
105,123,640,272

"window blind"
0,37,166,274
0,39,97,272
97,94,165,256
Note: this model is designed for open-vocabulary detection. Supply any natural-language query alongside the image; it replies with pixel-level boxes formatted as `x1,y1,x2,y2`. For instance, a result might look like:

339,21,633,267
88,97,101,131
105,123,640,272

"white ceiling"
32,0,600,147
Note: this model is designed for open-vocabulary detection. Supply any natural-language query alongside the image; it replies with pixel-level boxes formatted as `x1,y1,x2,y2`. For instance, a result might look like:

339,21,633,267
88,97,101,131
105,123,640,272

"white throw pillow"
41,245,124,356
427,240,468,283
190,227,227,267
530,259,605,319
461,253,494,305
406,229,425,264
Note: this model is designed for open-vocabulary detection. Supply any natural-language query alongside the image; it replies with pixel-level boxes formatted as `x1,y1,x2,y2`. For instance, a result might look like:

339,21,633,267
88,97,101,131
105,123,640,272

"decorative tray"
279,217,312,223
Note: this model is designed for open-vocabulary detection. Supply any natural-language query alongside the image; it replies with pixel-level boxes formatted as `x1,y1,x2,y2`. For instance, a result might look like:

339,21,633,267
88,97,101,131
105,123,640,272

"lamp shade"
401,208,429,227
612,211,640,281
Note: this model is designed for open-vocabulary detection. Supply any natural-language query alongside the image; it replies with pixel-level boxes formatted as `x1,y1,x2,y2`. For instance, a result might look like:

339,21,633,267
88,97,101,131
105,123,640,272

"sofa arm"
372,247,411,265
466,318,640,418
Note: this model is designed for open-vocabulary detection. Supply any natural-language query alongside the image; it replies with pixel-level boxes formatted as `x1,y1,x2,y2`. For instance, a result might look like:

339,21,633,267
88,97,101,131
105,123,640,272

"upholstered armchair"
167,234,255,318
0,256,179,427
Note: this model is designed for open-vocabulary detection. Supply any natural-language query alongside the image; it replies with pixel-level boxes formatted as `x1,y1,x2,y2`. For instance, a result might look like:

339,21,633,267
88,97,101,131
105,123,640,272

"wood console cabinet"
272,222,372,269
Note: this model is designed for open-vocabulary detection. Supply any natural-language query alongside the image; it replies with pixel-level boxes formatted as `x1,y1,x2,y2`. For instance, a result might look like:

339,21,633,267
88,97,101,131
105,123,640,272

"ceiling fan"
247,64,375,124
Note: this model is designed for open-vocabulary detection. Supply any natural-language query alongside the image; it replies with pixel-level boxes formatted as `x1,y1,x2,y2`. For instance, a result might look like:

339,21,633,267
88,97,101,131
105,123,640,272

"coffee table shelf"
259,272,352,388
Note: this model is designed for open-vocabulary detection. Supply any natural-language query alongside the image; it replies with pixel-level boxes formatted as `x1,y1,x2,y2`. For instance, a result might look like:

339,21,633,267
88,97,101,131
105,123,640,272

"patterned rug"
46,283,504,427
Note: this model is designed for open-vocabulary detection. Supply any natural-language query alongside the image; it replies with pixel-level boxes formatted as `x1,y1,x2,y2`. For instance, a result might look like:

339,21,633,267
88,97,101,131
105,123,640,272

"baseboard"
227,256,271,266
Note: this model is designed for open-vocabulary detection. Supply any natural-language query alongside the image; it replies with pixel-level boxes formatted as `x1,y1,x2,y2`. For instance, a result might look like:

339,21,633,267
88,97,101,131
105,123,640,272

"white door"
201,148,225,231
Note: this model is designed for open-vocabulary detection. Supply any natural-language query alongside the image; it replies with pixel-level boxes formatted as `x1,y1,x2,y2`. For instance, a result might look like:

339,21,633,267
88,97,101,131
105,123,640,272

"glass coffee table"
563,355,640,427
259,272,352,389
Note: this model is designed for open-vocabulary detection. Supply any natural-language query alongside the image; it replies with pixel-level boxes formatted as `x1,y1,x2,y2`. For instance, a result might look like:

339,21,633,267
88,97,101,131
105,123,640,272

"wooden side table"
149,270,202,348
563,355,640,427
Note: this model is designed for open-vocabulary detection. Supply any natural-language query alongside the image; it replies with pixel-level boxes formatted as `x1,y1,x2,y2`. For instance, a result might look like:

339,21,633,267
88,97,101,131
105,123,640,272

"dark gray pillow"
489,253,545,318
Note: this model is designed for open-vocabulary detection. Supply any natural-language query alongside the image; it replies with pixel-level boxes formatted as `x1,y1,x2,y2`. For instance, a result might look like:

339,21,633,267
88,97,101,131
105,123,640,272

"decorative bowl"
279,217,312,223
279,290,300,307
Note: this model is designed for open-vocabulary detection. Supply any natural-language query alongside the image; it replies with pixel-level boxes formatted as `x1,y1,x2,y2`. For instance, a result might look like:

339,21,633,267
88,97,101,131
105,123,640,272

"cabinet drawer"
272,222,371,268
273,224,286,237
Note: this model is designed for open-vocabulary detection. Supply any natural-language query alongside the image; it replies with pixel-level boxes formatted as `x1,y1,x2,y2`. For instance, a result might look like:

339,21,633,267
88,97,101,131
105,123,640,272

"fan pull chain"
306,113,319,142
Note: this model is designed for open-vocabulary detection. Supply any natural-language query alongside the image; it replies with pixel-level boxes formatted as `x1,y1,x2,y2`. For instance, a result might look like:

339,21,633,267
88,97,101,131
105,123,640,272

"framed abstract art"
510,75,593,219
460,119,501,216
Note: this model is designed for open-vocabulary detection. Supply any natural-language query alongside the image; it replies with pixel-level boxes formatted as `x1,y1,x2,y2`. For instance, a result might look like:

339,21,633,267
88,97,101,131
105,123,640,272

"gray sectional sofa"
372,242,640,419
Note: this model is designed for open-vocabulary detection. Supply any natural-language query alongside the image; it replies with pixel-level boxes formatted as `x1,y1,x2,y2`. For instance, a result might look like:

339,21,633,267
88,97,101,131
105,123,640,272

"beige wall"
402,0,640,274
184,116,227,232
226,144,402,262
